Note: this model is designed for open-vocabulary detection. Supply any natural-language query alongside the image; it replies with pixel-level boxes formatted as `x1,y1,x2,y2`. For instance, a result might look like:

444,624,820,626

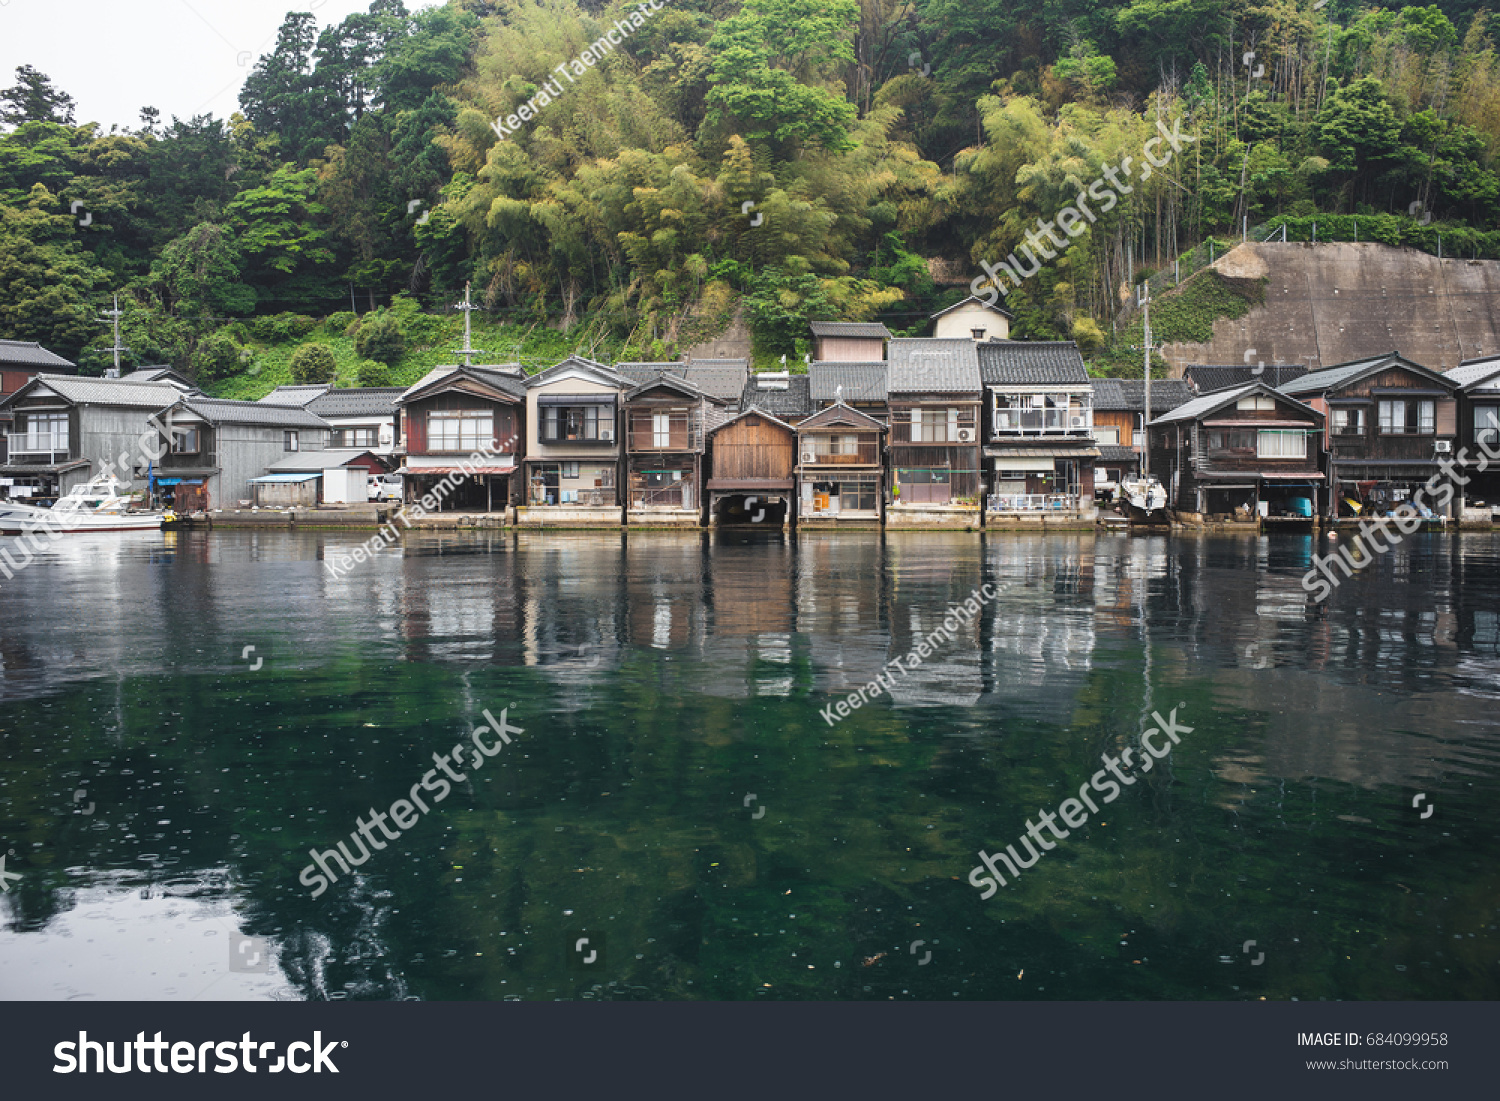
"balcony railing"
991,411,1092,434
986,493,1081,512
6,433,69,457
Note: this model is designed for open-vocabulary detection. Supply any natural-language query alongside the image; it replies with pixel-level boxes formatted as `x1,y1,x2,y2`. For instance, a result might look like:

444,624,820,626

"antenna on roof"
97,294,128,378
451,282,485,367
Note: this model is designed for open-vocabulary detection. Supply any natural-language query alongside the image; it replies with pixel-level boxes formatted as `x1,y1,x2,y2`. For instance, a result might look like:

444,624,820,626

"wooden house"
0,374,191,504
795,402,886,524
809,362,888,424
1147,381,1325,522
930,295,1012,342
978,341,1097,518
704,408,798,526
153,395,332,512
623,373,727,525
1090,378,1194,494
1280,353,1460,520
1446,355,1500,517
885,338,983,515
809,321,890,363
0,342,78,467
521,356,630,522
397,365,526,512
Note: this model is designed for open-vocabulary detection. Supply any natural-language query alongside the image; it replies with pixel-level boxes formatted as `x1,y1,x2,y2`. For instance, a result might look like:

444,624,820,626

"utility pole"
1141,290,1153,479
451,282,485,367
97,295,128,378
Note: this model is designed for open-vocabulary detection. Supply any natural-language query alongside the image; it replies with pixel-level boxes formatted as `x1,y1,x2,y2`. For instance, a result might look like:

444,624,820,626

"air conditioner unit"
801,450,818,463
1071,416,1086,428
599,426,614,442
1434,439,1452,453
957,428,974,443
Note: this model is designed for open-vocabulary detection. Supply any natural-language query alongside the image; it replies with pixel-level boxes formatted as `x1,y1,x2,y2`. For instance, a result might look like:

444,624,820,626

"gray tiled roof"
683,362,749,402
1097,445,1139,464
1150,383,1320,426
977,341,1088,385
1182,364,1310,393
0,340,75,370
887,338,980,394
615,362,688,386
741,374,813,418
809,321,891,339
259,384,331,406
175,396,329,428
1091,378,1194,413
307,387,404,418
11,374,184,408
809,362,888,403
121,367,193,387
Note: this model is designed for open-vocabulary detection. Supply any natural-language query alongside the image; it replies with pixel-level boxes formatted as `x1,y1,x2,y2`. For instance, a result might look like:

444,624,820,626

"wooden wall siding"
712,418,796,480
1092,410,1134,445
404,395,517,455
799,434,881,465
815,336,885,361
1437,399,1457,435
628,407,693,452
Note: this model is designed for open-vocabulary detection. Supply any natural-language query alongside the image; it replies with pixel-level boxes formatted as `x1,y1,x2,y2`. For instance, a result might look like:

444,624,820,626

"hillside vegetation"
3,0,1500,393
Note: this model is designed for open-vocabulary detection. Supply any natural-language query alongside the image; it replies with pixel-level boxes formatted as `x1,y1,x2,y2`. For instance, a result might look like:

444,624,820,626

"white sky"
0,0,445,131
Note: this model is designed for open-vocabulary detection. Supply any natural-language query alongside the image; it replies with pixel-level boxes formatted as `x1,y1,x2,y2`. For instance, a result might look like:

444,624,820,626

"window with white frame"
1476,405,1500,446
1237,395,1277,411
22,412,68,451
429,409,493,451
1257,429,1306,459
652,413,671,448
1378,399,1435,434
1094,426,1119,446
1332,408,1366,436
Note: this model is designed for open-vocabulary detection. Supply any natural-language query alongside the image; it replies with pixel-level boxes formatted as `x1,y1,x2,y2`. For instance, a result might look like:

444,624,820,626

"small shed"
248,472,321,507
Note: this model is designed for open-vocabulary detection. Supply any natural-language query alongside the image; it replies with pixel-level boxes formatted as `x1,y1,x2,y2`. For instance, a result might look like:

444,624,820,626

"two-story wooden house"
521,356,630,525
1147,381,1325,523
795,402,886,525
1279,353,1459,521
704,408,798,526
1090,378,1194,497
885,338,983,523
623,373,728,526
0,341,76,465
397,364,526,512
153,395,332,511
978,341,1098,520
0,374,191,504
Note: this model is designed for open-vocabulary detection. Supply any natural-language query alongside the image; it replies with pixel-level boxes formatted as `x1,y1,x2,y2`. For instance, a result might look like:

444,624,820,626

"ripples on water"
1,528,1497,1001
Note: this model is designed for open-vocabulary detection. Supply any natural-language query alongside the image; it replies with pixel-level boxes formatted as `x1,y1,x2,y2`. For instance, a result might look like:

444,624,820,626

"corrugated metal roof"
808,321,891,339
1278,355,1402,395
307,388,404,418
16,375,185,408
0,340,75,369
1445,359,1500,387
977,341,1089,385
887,338,980,394
1091,378,1194,412
266,449,379,472
809,362,888,402
1152,383,1321,426
741,374,813,418
176,397,330,428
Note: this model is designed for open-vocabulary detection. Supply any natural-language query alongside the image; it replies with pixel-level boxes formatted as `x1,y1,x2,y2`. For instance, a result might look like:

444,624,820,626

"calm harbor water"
1,528,1497,1001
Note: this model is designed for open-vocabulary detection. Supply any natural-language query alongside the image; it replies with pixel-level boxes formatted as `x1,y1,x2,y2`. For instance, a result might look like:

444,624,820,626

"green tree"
0,66,77,128
192,330,248,382
354,309,406,364
290,342,338,384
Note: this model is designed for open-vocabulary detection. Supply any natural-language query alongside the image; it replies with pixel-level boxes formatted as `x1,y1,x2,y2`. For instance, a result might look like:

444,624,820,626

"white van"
367,474,403,502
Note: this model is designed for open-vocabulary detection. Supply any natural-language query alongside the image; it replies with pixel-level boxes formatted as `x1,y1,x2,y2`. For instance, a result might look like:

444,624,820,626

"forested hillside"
3,0,1500,388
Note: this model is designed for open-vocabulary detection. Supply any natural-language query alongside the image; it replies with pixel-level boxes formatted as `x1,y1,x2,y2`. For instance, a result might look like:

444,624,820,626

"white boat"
1117,476,1168,520
0,475,167,534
